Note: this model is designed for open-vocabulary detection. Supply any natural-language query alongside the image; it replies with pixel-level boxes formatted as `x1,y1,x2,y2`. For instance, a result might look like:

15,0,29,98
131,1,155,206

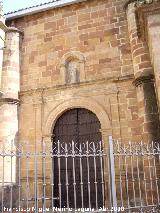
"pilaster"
126,2,160,142
0,26,23,186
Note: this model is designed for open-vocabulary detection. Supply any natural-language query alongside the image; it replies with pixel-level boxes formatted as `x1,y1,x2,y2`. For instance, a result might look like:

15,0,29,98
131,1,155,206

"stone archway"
44,97,111,140
43,97,112,208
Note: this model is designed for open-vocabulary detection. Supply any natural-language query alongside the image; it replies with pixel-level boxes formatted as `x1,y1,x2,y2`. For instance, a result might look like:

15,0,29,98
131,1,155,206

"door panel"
53,108,103,208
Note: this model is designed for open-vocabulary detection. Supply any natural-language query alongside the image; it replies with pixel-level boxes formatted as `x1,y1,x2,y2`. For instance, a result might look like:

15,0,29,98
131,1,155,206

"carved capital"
7,26,24,36
132,74,154,87
0,97,20,105
43,134,52,144
100,128,112,137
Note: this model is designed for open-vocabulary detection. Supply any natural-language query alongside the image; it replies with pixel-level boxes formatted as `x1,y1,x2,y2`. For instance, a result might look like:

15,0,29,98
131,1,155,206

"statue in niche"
65,59,80,84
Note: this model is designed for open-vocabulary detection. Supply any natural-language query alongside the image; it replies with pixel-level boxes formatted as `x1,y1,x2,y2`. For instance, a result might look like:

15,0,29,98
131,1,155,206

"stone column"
0,27,23,185
126,3,160,142
0,1,8,95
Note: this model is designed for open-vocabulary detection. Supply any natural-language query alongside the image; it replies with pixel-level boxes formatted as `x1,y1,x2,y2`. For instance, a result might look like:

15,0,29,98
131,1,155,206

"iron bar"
117,142,124,208
57,141,62,208
79,143,84,209
34,143,38,213
152,141,160,205
50,148,54,212
99,141,105,207
141,142,148,207
93,142,98,210
72,141,77,209
0,138,160,212
26,142,30,212
123,144,130,209
42,141,46,213
109,136,117,212
1,143,5,213
147,144,154,206
18,145,22,211
10,140,13,213
136,144,143,208
65,143,69,209
129,142,136,207
86,141,91,209
106,141,112,210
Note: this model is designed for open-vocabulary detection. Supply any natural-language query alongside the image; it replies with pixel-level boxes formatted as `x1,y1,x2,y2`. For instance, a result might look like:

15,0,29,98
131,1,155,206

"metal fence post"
109,136,117,212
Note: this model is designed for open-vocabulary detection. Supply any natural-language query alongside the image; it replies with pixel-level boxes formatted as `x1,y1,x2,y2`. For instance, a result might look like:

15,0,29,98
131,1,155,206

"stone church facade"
0,0,160,209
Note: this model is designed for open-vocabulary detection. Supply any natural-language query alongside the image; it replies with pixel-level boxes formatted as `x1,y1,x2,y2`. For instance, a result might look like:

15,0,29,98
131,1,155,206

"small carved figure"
66,59,80,84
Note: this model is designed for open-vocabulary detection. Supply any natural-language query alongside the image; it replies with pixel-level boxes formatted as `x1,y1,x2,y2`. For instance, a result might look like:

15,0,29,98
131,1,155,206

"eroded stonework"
0,0,160,207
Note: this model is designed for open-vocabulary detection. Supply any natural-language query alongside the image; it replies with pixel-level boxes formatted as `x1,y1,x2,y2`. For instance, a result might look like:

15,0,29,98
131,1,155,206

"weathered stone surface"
0,0,160,207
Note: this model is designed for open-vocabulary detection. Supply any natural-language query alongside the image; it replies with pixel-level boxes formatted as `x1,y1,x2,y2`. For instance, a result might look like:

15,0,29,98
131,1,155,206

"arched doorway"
52,108,104,209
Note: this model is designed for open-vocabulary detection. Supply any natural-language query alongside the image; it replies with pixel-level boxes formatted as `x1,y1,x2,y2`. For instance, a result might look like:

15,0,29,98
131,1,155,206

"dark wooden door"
52,108,103,208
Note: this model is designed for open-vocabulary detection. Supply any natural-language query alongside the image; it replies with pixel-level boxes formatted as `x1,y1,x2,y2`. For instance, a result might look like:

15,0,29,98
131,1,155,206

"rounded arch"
59,51,85,68
58,51,86,84
44,97,111,137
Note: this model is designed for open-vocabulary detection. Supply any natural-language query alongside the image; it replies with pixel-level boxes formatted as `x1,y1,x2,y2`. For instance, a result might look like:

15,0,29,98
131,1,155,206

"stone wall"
5,0,141,144
126,2,160,141
6,0,133,90
2,0,160,206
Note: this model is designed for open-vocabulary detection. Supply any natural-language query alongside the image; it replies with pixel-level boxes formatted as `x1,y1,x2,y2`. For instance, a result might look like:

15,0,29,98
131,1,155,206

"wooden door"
53,108,103,208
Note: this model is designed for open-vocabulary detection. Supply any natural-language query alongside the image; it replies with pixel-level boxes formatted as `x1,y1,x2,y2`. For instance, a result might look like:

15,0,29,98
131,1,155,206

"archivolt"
44,97,111,136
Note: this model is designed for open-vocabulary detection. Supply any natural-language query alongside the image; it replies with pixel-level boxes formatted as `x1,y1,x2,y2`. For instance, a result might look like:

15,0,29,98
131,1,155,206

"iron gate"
110,137,160,213
52,141,105,209
0,137,160,212
52,108,103,209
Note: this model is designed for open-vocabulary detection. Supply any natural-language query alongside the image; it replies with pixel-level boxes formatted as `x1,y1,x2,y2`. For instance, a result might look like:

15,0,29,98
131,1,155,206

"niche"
65,59,80,84
59,51,85,85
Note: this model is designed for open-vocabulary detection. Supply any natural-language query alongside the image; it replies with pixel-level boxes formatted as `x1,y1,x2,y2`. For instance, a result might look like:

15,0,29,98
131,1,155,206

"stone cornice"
7,26,24,36
124,0,160,10
132,74,154,87
19,74,134,96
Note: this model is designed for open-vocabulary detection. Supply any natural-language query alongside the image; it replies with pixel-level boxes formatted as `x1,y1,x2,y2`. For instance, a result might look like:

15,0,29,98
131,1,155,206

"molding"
7,26,24,36
0,97,20,105
132,74,154,87
5,0,87,21
19,74,134,96
44,97,111,136
124,0,160,10
59,51,86,68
